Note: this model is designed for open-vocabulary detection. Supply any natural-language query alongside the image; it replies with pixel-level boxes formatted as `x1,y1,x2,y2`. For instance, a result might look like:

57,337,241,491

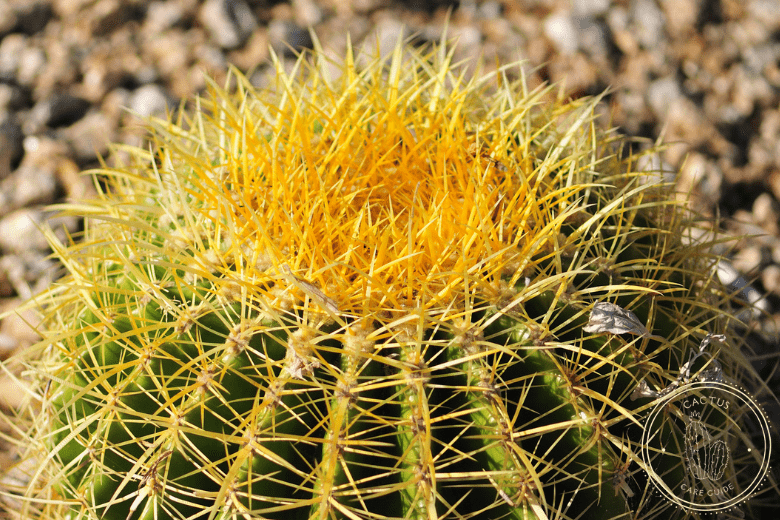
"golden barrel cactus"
2,38,776,520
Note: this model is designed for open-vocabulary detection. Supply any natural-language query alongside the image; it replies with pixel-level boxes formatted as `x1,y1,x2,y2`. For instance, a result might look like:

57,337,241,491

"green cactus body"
4,40,772,520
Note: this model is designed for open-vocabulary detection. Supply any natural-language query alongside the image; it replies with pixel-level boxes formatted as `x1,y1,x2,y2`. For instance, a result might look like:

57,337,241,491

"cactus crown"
83,38,647,323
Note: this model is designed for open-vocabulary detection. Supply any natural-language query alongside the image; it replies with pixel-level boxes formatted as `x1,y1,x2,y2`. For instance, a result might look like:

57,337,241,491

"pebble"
0,33,27,82
363,16,407,59
0,262,12,297
15,45,46,88
25,93,91,133
664,98,712,153
129,84,173,118
762,264,780,294
143,0,189,35
52,0,100,19
0,135,69,212
647,76,682,118
200,0,257,50
743,43,780,76
0,163,58,212
0,209,48,254
0,117,24,180
0,256,24,299
575,17,611,60
679,152,723,208
268,19,314,58
0,5,16,35
58,110,115,164
572,0,611,18
0,298,41,348
543,11,579,55
226,28,269,72
143,30,194,80
90,0,145,38
658,0,698,37
14,2,53,35
631,0,666,49
732,245,766,275
0,83,28,112
54,156,93,201
0,208,79,258
293,0,322,27
0,333,16,355
477,0,502,20
752,192,780,233
747,0,780,31
733,66,774,116
100,87,132,123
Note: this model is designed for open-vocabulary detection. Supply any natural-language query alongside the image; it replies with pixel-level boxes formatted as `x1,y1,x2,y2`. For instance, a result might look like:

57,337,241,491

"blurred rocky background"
0,0,778,417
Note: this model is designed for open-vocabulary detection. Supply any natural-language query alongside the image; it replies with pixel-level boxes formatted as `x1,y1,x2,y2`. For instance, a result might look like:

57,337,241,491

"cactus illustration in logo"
685,414,729,480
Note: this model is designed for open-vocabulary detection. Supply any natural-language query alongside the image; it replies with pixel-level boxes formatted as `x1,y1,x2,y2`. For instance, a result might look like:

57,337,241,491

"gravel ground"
0,0,778,468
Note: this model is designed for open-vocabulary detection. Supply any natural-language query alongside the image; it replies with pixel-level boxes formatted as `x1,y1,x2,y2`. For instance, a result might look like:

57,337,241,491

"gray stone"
0,3,17,35
544,12,579,55
0,33,26,82
762,264,780,294
268,20,314,58
572,0,611,18
143,0,189,34
647,76,682,118
0,332,17,354
0,209,79,259
478,0,502,20
747,0,780,33
606,6,629,33
0,1,52,37
731,65,773,116
0,117,23,180
26,94,91,132
631,0,665,49
0,260,13,297
365,17,407,60
732,245,766,275
15,2,53,35
0,209,47,253
59,111,115,164
292,0,323,27
129,84,173,118
15,45,46,87
0,296,43,346
200,0,257,50
753,193,780,231
0,136,65,213
576,17,611,58
1,162,58,211
0,83,28,112
743,43,780,76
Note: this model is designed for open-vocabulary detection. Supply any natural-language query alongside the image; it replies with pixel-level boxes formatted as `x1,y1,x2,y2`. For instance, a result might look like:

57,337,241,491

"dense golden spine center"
169,56,579,321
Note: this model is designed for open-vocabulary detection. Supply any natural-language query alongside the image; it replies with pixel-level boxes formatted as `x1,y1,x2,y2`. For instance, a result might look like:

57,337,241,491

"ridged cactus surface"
4,40,773,520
